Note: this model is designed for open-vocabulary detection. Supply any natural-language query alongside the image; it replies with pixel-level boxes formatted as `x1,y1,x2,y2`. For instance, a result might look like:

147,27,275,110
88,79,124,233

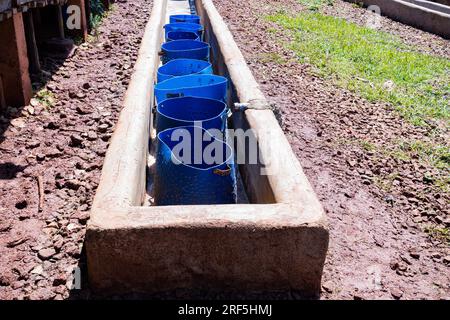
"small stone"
322,281,333,293
76,211,90,224
53,274,67,286
24,105,35,115
390,288,403,299
64,179,82,190
11,118,25,128
409,250,420,259
47,83,57,92
76,92,86,99
384,194,395,205
38,248,56,260
30,265,44,275
443,256,450,264
400,255,412,265
66,244,80,257
82,82,91,90
12,280,25,290
0,274,11,286
36,153,46,161
30,98,40,107
70,134,83,147
66,223,79,232
0,220,12,232
435,216,444,224
431,252,442,259
347,159,357,167
7,236,29,248
98,123,109,133
53,235,64,251
45,121,59,130
87,131,98,141
76,105,92,115
27,140,40,149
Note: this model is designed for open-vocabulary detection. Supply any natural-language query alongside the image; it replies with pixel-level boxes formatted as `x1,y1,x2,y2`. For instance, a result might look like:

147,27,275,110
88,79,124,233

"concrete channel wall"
347,0,450,39
404,0,450,14
86,0,329,297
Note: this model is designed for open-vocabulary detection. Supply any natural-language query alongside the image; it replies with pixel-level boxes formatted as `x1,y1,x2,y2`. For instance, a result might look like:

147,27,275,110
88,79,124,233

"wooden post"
67,0,88,40
0,75,6,111
56,4,65,39
23,10,41,74
0,12,32,107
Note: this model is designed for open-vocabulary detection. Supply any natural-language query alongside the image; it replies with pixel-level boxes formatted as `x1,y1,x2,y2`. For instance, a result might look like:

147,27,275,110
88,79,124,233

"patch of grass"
297,0,334,11
352,1,364,8
89,0,105,31
36,89,55,108
380,139,449,191
266,12,450,126
425,226,450,244
400,140,450,169
257,52,288,64
373,172,399,192
73,35,84,46
360,140,376,152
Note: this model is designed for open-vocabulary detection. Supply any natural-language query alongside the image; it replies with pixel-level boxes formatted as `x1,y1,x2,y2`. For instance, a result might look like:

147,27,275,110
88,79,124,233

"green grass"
297,0,334,10
36,89,55,108
89,0,105,31
379,139,449,191
425,226,450,244
257,52,288,64
266,12,450,127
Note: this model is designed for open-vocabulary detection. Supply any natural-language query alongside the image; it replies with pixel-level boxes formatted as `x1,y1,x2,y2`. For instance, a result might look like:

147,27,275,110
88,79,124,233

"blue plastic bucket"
156,96,227,132
154,126,237,205
169,14,201,24
157,58,212,83
164,23,203,41
161,40,210,64
154,74,228,104
167,30,200,42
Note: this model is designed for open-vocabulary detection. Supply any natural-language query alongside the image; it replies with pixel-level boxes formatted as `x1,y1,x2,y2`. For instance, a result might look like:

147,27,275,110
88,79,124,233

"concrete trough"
86,0,329,298
347,0,450,39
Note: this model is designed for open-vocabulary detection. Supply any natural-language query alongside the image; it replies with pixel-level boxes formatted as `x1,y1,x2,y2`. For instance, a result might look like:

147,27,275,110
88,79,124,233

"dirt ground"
213,0,449,299
0,0,448,300
0,0,153,300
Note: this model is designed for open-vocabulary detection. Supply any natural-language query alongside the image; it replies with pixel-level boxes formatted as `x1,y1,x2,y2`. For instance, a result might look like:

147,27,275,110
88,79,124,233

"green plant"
89,0,105,30
36,89,56,108
425,226,450,244
266,12,450,127
257,52,287,64
297,0,334,11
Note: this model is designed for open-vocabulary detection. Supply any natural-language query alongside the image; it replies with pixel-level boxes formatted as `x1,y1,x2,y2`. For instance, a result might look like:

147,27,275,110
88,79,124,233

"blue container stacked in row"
153,14,237,206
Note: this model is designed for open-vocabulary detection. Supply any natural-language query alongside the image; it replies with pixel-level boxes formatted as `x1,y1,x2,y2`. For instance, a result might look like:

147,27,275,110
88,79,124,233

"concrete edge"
347,0,450,38
90,0,167,211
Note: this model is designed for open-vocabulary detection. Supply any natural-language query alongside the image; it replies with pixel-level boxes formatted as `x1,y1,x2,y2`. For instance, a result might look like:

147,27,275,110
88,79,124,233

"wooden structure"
0,0,89,108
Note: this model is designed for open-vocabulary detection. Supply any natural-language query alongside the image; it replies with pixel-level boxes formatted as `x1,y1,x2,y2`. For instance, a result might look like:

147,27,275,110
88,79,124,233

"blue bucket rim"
157,96,227,123
169,14,200,19
157,125,233,171
163,22,204,30
157,58,212,78
155,74,228,90
161,40,210,53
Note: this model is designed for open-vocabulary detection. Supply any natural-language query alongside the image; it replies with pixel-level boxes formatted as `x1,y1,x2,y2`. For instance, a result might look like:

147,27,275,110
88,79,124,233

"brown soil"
212,0,449,300
0,0,448,300
0,0,153,300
